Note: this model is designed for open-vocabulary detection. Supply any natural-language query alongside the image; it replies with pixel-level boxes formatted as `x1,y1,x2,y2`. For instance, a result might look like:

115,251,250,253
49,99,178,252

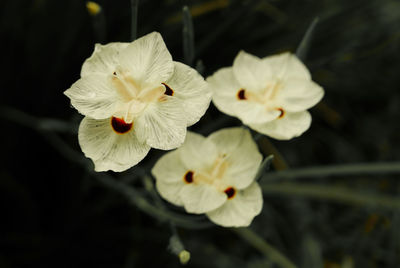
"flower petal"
64,75,122,119
208,127,262,189
135,96,187,150
262,52,311,80
152,150,187,206
206,182,263,227
78,116,150,172
180,183,227,214
118,32,174,88
249,111,312,140
233,50,273,91
179,132,218,171
208,67,280,124
165,62,212,126
277,79,324,112
81,42,129,77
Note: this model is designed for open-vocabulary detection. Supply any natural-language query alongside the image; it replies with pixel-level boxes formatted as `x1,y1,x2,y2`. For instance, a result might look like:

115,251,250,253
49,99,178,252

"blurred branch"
86,1,106,43
296,17,319,61
0,106,211,229
232,228,297,268
261,182,400,210
258,136,288,170
261,162,400,181
182,6,195,66
130,0,139,41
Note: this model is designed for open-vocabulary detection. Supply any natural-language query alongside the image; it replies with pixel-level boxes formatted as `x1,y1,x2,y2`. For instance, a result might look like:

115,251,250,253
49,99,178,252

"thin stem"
130,0,139,41
182,6,195,66
261,182,400,210
296,17,319,61
232,228,297,268
262,162,400,181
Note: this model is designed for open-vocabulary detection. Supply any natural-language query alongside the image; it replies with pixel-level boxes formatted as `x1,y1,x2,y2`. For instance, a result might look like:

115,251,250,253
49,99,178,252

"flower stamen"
237,89,246,100
276,108,285,118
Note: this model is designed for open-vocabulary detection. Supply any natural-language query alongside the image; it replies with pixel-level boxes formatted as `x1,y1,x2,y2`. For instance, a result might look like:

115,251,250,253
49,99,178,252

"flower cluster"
65,31,324,227
64,32,211,172
207,51,324,140
152,128,263,227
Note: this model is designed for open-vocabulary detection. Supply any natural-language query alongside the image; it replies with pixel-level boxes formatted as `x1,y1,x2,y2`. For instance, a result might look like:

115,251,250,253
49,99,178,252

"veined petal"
209,67,280,124
208,128,262,189
78,117,151,172
135,96,187,150
277,79,324,112
262,52,311,80
81,42,129,77
249,111,312,140
233,50,273,91
152,150,187,206
165,62,211,126
118,32,174,88
206,182,263,227
180,184,227,214
179,132,218,171
64,75,122,119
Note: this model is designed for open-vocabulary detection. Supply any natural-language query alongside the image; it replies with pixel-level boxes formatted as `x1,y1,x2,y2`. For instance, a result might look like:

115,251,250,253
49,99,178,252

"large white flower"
207,51,324,140
64,32,211,172
152,127,264,227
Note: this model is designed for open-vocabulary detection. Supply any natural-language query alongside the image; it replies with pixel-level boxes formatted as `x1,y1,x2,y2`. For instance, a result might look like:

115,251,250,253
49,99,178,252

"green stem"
232,228,297,268
130,0,139,41
261,182,400,210
262,162,400,181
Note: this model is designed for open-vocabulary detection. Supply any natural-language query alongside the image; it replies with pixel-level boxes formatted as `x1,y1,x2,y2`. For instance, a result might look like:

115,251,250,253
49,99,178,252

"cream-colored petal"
208,67,280,124
135,96,187,150
118,32,174,88
179,184,227,214
262,52,311,80
152,150,187,206
249,111,312,140
277,79,324,112
78,117,151,172
64,75,122,119
179,132,218,171
81,42,129,77
233,50,273,91
208,127,262,189
165,62,212,126
206,182,263,227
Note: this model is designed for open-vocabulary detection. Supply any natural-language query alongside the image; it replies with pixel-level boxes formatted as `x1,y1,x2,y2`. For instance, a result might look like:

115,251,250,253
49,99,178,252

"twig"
261,162,400,181
261,182,400,210
232,228,297,268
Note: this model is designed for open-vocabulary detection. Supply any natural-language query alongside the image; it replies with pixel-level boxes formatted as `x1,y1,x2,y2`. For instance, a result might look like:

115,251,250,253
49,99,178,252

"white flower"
207,51,324,140
64,32,211,172
151,127,264,227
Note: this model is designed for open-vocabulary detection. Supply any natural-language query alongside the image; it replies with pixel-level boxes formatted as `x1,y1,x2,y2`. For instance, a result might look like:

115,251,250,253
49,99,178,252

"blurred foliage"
1,0,400,267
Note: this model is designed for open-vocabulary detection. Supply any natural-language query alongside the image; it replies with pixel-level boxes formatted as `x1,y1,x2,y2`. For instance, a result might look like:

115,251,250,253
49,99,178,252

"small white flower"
207,51,324,140
64,32,211,172
152,127,264,227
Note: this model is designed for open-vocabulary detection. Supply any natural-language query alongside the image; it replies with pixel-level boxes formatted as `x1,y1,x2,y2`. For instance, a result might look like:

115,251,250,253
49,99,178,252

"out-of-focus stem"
261,182,400,210
261,162,400,181
182,6,195,66
130,0,139,41
232,228,297,268
296,17,319,61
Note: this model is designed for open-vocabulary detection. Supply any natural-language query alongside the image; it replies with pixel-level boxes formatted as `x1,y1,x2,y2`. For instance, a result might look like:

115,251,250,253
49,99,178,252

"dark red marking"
113,71,117,75
162,83,174,96
224,187,236,199
111,117,133,134
276,108,285,118
184,171,194,183
237,89,246,100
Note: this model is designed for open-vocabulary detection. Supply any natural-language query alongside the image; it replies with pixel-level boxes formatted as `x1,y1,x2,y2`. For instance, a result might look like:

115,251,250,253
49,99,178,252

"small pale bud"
86,1,101,16
178,250,190,265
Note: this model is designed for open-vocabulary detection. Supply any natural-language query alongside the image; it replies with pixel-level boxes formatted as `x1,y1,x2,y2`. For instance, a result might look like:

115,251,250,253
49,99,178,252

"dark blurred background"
1,0,400,267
